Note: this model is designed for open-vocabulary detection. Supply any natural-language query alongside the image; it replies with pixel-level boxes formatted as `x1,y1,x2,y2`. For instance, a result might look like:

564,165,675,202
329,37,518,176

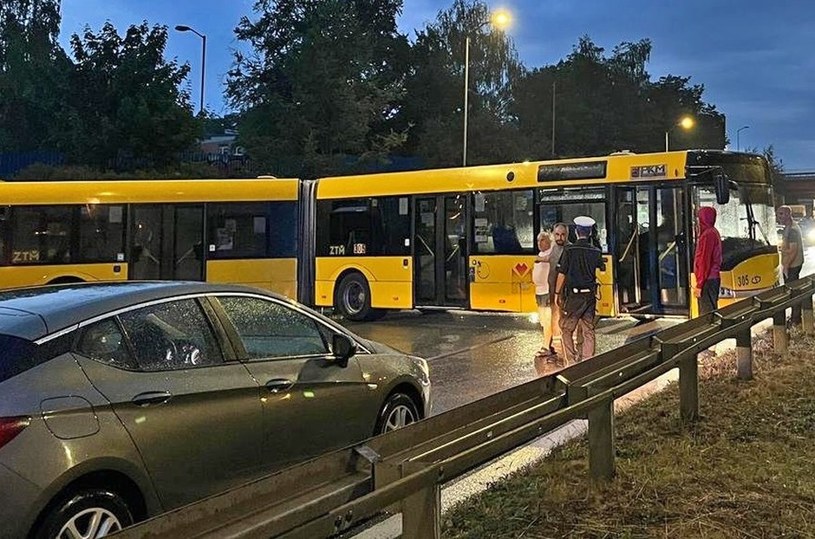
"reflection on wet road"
343,311,680,415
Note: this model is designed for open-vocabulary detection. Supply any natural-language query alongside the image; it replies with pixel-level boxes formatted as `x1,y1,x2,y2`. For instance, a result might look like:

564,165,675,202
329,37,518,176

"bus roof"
0,177,300,205
315,150,765,199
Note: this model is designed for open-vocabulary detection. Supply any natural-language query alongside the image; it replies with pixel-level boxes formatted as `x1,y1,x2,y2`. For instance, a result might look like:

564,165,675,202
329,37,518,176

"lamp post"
463,9,511,167
736,125,750,152
665,116,695,152
175,25,206,115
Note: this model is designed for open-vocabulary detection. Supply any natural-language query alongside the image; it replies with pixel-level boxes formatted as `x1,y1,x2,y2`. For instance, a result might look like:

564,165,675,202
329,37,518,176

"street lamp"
736,125,750,152
463,8,512,167
175,25,206,115
665,116,695,152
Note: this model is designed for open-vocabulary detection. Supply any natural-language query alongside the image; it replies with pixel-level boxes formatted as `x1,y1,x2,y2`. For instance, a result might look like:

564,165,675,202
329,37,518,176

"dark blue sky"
60,0,815,170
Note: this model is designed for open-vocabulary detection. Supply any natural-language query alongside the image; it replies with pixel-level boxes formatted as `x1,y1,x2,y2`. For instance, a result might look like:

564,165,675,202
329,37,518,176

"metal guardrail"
114,276,815,539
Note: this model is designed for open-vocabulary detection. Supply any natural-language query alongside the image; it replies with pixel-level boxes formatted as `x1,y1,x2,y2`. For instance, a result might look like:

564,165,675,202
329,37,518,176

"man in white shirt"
533,230,554,358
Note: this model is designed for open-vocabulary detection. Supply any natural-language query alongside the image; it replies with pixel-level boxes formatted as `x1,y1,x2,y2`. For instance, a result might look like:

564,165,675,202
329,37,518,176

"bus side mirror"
714,172,730,205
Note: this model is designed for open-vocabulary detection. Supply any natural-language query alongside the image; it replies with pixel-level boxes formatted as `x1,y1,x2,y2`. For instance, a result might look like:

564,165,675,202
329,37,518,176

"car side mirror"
714,172,730,205
332,333,357,367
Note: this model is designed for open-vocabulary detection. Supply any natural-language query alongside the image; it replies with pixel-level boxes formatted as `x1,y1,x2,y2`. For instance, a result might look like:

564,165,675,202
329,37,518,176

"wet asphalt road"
342,311,679,414
340,249,815,416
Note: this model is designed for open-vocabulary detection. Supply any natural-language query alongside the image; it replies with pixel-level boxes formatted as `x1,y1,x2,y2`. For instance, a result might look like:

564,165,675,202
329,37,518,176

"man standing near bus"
555,216,605,363
548,223,570,357
778,205,805,326
533,231,554,360
693,207,722,315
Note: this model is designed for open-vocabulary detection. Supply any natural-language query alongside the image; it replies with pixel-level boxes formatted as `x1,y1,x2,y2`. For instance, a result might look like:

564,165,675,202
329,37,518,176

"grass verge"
442,329,815,538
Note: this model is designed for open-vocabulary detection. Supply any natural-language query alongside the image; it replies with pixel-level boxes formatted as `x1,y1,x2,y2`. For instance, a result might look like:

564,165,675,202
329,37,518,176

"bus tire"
336,273,381,321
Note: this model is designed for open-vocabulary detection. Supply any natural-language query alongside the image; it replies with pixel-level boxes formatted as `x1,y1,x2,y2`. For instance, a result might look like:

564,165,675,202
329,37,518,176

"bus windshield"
692,181,776,268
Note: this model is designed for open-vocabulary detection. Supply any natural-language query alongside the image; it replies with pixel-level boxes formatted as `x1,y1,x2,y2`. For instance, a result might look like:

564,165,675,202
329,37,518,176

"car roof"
0,281,285,341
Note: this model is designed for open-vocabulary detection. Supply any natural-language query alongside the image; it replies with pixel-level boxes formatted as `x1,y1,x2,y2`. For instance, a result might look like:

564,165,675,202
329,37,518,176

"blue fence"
0,151,64,177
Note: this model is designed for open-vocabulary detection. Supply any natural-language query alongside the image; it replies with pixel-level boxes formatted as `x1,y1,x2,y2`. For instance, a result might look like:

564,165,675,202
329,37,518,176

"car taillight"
0,416,30,449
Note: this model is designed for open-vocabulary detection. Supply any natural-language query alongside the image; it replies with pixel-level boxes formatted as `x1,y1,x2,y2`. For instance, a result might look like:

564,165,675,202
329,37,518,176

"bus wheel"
336,273,379,321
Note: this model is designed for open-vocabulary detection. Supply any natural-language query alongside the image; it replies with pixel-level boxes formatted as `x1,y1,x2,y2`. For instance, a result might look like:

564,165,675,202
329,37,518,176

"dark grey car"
0,282,430,539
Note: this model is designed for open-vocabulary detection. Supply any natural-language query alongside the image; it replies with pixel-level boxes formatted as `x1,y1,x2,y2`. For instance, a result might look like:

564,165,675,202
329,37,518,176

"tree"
58,22,200,167
512,36,726,159
403,0,524,167
0,0,69,152
227,0,410,177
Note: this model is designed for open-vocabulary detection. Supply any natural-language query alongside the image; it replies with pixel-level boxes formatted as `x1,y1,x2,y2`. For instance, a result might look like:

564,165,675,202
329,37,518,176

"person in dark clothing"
693,207,722,315
555,216,606,363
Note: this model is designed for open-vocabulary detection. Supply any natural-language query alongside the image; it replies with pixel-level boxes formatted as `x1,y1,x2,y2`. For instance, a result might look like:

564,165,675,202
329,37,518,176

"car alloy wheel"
57,507,123,539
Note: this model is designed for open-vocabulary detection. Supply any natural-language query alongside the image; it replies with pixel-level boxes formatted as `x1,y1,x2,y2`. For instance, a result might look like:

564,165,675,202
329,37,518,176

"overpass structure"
782,171,815,214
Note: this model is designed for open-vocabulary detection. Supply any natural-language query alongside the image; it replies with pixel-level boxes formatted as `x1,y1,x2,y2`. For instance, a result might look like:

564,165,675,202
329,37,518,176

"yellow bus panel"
206,259,298,299
0,178,300,205
597,255,615,317
315,257,413,309
468,254,615,315
316,152,690,200
0,264,128,289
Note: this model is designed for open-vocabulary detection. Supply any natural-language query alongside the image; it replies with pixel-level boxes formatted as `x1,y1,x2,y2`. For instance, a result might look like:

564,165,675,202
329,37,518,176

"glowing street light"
463,8,512,166
665,116,695,151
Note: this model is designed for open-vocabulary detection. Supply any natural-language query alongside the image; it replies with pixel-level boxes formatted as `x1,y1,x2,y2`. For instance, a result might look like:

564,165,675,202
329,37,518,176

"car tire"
34,488,134,539
375,393,420,435
336,273,382,321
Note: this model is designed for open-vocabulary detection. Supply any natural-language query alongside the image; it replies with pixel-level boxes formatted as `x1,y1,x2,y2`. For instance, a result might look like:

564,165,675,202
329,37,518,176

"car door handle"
132,391,173,407
265,379,295,394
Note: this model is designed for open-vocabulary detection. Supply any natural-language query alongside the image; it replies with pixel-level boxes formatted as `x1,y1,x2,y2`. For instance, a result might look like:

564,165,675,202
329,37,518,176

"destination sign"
538,161,607,182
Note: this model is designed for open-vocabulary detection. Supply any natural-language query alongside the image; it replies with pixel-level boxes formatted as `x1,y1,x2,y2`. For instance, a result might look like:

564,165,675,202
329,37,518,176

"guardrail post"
401,462,441,539
587,398,615,480
773,311,788,354
802,295,814,336
735,329,753,380
680,355,699,422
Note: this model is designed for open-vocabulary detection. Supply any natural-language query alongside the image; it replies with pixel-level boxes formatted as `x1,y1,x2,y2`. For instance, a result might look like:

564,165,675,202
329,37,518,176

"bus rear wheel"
336,273,383,321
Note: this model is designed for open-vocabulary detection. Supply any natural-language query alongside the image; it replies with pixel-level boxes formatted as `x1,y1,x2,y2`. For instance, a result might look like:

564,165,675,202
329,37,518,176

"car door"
73,297,265,509
210,294,374,470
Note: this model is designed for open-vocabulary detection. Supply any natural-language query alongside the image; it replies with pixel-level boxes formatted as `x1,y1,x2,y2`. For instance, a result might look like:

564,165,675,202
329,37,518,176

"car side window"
218,296,328,359
75,319,137,370
119,299,224,371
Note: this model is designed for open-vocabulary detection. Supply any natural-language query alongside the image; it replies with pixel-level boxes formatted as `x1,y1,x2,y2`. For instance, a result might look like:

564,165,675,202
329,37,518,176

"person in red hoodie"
694,206,722,314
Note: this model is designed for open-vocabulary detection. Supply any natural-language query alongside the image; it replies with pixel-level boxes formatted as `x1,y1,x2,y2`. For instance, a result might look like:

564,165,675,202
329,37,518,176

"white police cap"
574,216,596,227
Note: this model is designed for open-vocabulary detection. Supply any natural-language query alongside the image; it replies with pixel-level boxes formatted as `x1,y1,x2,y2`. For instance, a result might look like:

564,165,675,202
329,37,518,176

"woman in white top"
532,230,554,359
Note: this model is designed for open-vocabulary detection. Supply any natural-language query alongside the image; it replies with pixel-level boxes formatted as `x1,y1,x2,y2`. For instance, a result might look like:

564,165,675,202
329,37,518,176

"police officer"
555,216,606,363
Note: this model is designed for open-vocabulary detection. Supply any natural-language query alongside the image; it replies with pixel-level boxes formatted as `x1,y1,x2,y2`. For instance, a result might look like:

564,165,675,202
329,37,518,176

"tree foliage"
0,0,68,151
59,22,200,167
227,0,410,177
402,0,523,167
512,37,725,159
0,2,200,169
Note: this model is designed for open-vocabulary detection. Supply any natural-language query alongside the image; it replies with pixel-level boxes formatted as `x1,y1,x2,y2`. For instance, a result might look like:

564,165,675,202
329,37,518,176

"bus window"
316,197,409,257
11,206,73,265
207,203,269,259
539,189,608,252
78,205,126,263
268,201,298,258
472,190,534,254
370,197,410,256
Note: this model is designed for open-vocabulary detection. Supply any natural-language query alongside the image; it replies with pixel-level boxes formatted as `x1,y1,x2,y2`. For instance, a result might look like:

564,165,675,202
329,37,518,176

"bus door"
414,195,468,308
130,205,205,281
615,186,688,315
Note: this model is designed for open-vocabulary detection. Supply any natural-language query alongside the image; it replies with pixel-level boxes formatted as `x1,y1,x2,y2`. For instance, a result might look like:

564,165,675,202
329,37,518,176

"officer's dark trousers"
560,292,596,362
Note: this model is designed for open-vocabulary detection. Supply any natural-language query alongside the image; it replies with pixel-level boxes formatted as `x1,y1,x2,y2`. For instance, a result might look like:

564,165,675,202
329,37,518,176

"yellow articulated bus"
308,150,779,320
0,178,302,297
